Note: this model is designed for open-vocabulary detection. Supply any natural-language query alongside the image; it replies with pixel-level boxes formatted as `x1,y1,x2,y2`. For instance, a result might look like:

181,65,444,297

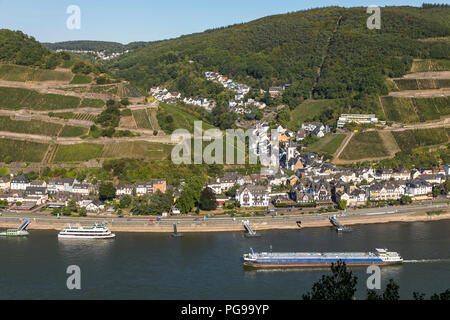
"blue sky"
0,0,442,43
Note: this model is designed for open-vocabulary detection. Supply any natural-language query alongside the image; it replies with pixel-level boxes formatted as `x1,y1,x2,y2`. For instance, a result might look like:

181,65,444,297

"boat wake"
403,258,450,263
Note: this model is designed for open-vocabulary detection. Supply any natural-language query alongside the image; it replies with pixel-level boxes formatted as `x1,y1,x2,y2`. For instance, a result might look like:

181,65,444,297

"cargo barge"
242,248,403,268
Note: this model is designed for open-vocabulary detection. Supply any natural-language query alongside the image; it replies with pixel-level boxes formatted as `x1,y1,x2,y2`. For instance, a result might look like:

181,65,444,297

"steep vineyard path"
310,15,342,98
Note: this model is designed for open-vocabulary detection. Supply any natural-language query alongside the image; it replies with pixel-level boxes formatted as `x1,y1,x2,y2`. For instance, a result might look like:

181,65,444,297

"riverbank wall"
1,209,449,233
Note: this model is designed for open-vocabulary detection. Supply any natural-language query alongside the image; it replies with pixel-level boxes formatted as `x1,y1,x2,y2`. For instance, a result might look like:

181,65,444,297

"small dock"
170,223,183,237
329,215,351,232
0,218,31,236
243,220,260,237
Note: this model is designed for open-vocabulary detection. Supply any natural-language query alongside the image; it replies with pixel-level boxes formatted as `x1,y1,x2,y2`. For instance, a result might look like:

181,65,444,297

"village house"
72,184,92,196
30,180,47,188
116,185,134,196
24,187,48,205
391,168,411,181
290,186,315,204
10,175,30,190
152,179,167,193
336,188,367,207
268,172,287,187
421,174,445,185
78,199,105,213
48,178,78,194
136,179,167,196
367,182,405,201
136,182,153,196
375,169,392,181
405,180,433,200
236,185,269,207
0,176,10,191
302,122,326,138
268,86,283,97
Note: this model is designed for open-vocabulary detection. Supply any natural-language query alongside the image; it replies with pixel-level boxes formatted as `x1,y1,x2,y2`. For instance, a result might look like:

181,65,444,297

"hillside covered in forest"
44,40,151,54
106,6,449,102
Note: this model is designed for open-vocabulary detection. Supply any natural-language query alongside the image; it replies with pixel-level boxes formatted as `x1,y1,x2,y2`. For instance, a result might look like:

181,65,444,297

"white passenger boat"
58,223,115,239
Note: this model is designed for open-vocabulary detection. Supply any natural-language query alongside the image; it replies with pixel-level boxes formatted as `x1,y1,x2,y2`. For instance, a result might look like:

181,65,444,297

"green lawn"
70,74,92,84
288,100,337,130
157,102,215,133
307,134,346,154
340,131,390,160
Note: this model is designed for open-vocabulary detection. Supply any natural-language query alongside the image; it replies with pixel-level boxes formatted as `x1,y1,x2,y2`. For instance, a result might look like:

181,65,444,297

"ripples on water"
0,220,449,299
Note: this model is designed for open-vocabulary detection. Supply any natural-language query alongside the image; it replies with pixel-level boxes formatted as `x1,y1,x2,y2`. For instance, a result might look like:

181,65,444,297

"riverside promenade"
0,203,449,233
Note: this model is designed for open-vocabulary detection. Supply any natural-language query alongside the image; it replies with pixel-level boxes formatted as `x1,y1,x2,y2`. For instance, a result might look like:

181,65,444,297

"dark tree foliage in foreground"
199,187,217,211
302,260,450,300
367,279,400,300
302,261,358,300
99,182,116,201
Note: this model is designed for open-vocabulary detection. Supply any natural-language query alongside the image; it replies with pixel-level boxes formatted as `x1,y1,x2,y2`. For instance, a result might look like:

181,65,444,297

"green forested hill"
0,29,52,66
106,5,450,103
44,40,151,54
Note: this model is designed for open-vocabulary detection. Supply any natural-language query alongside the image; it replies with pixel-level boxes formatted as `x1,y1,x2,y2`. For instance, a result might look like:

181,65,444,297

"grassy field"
288,100,337,130
392,128,449,152
158,102,215,133
53,143,104,162
80,98,105,108
307,134,346,154
59,125,89,137
132,109,153,129
0,87,81,110
0,116,62,136
70,74,92,84
0,64,73,82
0,139,48,162
339,131,390,160
102,142,173,160
411,59,450,72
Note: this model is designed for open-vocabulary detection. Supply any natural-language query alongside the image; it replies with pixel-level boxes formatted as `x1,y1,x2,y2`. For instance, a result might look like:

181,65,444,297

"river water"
0,220,449,299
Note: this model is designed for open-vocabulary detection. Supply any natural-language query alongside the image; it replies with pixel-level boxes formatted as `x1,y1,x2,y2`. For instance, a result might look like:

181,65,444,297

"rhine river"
1,220,449,299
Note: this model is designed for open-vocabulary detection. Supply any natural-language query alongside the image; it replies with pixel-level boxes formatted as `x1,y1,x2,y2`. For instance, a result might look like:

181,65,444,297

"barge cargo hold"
242,248,403,268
